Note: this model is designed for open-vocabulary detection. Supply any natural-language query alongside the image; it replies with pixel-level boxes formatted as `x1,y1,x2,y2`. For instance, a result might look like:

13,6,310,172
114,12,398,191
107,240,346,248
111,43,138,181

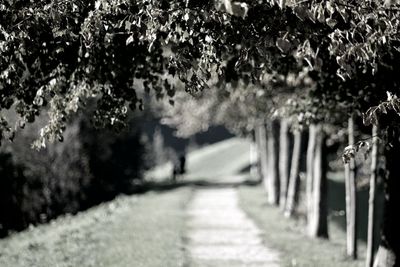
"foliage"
0,112,145,236
2,0,400,143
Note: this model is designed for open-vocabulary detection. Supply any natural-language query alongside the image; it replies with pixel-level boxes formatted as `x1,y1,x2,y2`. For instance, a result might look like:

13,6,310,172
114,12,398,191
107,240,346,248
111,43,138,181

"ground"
0,137,368,267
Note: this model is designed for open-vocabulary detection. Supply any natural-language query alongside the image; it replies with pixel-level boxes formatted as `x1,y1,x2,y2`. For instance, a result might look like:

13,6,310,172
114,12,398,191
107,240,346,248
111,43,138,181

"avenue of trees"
2,0,400,266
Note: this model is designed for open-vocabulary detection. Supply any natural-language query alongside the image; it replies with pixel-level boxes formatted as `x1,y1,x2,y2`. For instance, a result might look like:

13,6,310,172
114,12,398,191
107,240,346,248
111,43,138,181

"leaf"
326,18,337,28
276,38,291,53
95,0,102,9
125,21,131,31
126,35,134,46
294,6,308,21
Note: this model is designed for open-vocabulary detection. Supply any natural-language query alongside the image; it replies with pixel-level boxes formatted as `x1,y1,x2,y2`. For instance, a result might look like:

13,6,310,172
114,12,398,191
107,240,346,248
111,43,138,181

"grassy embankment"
0,137,379,267
0,137,251,267
239,183,368,267
0,188,191,267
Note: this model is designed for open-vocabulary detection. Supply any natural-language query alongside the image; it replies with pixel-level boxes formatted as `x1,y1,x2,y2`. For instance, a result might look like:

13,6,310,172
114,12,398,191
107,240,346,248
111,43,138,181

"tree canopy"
1,0,400,146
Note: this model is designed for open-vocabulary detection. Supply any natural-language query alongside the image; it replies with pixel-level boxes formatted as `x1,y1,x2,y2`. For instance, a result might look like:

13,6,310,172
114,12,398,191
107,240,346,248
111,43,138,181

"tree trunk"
285,129,303,218
373,126,400,267
266,120,280,206
250,129,260,180
308,124,329,238
256,123,269,190
345,115,358,259
306,124,317,222
279,119,291,211
366,124,379,267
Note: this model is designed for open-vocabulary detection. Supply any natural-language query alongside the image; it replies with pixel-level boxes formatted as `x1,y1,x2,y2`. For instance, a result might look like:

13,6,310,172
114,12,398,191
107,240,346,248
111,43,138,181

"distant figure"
172,153,186,182
179,155,186,175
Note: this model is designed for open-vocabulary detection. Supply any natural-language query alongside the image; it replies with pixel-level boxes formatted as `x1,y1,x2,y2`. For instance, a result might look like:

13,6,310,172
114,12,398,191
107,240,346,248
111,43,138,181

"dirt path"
186,187,280,267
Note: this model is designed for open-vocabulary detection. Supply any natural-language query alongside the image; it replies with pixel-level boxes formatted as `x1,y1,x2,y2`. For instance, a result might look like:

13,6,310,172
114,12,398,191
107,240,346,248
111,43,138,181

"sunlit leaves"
2,0,400,146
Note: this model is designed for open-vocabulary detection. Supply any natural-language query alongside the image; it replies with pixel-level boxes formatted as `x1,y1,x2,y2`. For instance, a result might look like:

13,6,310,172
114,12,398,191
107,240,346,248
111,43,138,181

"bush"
0,114,145,237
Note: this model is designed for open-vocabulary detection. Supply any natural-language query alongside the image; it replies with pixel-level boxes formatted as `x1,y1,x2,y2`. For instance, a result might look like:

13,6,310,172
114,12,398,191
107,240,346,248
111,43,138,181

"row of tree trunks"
279,119,291,211
256,121,327,235
345,115,358,259
284,129,303,218
307,124,329,238
374,126,400,267
254,119,400,266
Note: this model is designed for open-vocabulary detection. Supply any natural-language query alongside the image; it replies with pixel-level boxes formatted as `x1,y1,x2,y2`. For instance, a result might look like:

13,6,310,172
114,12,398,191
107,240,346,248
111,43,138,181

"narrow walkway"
186,187,280,267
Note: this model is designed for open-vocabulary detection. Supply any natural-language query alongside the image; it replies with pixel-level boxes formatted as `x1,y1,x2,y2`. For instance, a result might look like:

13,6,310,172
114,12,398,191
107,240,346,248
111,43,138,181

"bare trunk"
250,129,260,180
308,124,328,238
306,124,317,221
256,123,269,191
279,119,291,211
266,120,280,206
345,115,358,259
285,129,303,218
366,124,379,267
374,126,400,267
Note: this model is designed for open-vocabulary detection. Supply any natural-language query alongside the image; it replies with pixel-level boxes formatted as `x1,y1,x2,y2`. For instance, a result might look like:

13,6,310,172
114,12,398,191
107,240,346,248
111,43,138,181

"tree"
3,0,400,263
284,128,303,218
308,124,328,238
366,124,379,267
279,119,291,211
344,114,358,259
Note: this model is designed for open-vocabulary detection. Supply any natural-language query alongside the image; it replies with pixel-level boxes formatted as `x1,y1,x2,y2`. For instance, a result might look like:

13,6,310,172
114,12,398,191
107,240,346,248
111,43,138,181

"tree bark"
285,129,303,218
366,124,379,267
373,126,400,267
306,124,317,222
345,115,358,259
256,122,269,190
266,120,280,206
308,124,329,238
279,119,291,211
250,129,260,180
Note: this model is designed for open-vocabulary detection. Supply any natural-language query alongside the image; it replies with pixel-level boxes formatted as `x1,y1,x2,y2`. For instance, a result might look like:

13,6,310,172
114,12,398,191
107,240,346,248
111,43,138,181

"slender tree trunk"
266,120,280,206
279,119,291,211
366,124,379,267
345,115,358,259
374,126,400,267
257,123,269,190
306,124,317,222
308,124,329,238
285,129,303,217
250,129,260,180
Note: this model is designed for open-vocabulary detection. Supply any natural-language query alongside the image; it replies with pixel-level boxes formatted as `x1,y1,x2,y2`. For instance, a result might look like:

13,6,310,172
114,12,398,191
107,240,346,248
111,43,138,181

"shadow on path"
131,177,260,195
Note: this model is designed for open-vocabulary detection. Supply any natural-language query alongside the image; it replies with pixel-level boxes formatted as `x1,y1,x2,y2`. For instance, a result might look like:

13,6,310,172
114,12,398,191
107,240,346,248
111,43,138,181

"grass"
238,184,366,267
0,188,191,267
0,137,374,267
145,137,252,183
0,137,251,267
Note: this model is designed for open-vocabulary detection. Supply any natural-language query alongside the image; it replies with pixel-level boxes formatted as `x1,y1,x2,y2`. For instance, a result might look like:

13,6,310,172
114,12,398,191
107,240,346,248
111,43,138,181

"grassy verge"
0,187,191,267
145,137,251,183
238,185,366,267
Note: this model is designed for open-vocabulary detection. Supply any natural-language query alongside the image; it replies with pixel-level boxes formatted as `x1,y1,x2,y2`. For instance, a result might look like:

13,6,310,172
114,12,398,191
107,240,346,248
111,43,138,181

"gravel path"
186,187,280,267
